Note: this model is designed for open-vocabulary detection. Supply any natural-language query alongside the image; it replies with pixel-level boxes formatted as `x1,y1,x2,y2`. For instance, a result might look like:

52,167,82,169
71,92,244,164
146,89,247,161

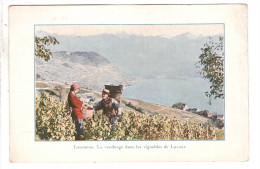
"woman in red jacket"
68,84,86,140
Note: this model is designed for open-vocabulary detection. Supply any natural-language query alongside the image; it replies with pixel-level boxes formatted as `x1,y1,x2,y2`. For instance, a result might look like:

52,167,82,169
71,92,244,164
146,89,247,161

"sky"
35,24,224,38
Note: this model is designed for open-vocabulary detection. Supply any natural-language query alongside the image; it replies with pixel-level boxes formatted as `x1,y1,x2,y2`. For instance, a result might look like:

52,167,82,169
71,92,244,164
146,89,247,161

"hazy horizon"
35,24,224,38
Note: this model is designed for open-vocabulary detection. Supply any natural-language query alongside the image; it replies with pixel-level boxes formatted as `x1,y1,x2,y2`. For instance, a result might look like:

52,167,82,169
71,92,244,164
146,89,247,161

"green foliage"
196,36,224,100
54,85,66,102
201,110,209,117
35,93,76,141
125,102,145,113
35,94,224,141
111,113,223,140
84,111,112,140
214,119,224,129
35,36,59,61
172,102,187,110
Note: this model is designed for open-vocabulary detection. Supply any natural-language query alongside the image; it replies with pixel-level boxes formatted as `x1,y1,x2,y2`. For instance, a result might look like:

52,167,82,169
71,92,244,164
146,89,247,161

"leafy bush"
36,93,76,141
201,110,209,117
111,112,224,140
36,94,224,141
215,119,224,129
172,102,188,110
125,102,145,113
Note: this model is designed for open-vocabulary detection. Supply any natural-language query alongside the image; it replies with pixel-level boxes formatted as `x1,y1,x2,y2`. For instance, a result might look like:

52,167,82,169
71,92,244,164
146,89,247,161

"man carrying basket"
94,89,122,126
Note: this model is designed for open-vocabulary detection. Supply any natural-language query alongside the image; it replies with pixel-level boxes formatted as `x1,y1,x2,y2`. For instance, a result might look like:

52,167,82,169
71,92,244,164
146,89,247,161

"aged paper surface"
9,5,248,162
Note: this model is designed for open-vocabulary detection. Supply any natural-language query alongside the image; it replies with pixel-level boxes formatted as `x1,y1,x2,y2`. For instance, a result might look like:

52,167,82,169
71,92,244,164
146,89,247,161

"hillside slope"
121,98,210,125
36,81,210,125
36,51,137,90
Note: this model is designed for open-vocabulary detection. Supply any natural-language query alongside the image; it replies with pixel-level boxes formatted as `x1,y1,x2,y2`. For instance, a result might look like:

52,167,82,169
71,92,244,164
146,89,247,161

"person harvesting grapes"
68,84,87,140
94,89,121,126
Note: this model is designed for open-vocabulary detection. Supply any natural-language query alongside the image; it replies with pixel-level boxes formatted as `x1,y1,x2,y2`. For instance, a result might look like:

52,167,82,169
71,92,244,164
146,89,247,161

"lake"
122,77,225,115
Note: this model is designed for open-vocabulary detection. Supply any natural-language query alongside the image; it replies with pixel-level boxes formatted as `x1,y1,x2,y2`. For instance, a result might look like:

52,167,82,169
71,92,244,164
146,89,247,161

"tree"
35,36,59,61
54,85,66,102
196,36,224,101
201,110,209,117
36,74,41,79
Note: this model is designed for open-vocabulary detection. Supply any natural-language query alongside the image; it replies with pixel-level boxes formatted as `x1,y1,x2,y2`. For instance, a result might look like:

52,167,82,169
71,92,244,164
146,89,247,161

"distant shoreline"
122,78,224,115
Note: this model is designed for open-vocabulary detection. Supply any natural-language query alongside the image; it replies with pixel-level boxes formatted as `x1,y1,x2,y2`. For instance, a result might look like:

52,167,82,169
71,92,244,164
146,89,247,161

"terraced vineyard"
35,93,224,141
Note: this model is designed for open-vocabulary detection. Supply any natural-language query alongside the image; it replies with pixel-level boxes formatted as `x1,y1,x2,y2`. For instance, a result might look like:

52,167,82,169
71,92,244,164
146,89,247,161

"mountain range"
36,31,223,79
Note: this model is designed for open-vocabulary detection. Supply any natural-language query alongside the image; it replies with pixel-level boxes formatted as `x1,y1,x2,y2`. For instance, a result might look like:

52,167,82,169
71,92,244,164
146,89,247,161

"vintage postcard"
9,5,248,162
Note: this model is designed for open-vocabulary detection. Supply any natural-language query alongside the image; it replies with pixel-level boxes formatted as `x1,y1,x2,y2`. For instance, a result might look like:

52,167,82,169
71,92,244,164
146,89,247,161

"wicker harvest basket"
83,107,94,119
